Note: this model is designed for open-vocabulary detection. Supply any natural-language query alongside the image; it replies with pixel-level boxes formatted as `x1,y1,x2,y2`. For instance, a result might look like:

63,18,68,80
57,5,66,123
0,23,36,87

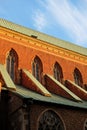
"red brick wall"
29,103,87,130
0,37,87,85
1,32,87,130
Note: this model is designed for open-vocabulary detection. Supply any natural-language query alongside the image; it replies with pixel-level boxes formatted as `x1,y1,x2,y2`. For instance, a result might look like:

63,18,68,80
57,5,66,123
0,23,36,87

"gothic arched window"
74,68,83,87
6,49,18,83
53,62,63,83
38,110,65,130
32,56,43,83
83,118,87,130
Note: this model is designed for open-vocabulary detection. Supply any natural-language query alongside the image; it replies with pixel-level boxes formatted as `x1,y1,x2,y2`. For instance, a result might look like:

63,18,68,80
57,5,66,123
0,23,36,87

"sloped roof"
0,63,87,109
23,70,51,97
45,74,82,102
0,64,16,90
65,80,87,100
11,85,87,109
0,18,87,56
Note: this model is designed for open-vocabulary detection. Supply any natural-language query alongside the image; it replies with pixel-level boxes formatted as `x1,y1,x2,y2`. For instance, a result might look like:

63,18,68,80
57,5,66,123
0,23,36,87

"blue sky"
0,0,87,48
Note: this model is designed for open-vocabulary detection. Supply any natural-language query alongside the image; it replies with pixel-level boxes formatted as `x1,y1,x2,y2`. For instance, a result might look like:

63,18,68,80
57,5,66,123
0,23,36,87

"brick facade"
1,19,87,130
29,103,87,130
0,37,87,85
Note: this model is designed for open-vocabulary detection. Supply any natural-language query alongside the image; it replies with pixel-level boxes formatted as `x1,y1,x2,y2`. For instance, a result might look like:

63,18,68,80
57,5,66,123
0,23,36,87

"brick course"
30,103,87,130
0,37,87,85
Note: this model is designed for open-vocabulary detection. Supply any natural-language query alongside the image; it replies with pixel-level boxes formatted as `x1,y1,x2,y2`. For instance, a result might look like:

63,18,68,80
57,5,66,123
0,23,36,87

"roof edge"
0,18,87,56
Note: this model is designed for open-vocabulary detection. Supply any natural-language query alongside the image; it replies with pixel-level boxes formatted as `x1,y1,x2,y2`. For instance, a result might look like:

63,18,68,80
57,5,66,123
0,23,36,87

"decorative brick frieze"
0,26,87,65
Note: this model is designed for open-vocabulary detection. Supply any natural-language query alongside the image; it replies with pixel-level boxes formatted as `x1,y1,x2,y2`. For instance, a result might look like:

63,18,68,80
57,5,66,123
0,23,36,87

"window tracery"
38,110,64,130
53,62,63,83
6,49,18,83
74,68,83,87
32,56,43,83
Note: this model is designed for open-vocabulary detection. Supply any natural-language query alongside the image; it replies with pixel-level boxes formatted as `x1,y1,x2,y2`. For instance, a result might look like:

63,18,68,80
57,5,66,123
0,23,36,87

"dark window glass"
32,56,43,83
6,49,18,83
38,110,65,130
74,68,83,87
54,62,63,83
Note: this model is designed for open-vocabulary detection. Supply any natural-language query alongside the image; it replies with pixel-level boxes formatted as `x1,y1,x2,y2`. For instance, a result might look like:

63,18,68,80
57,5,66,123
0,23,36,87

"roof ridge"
0,18,87,56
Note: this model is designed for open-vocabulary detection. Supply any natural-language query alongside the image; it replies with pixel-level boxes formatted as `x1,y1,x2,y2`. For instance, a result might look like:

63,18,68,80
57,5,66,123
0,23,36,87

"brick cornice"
0,26,87,65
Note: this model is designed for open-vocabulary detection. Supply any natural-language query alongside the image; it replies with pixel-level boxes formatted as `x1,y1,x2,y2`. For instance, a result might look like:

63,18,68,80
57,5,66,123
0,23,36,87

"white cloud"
38,0,87,46
32,10,47,31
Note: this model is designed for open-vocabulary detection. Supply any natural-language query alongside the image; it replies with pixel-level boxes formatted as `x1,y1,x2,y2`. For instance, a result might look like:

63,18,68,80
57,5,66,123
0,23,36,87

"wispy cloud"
38,0,87,46
32,10,47,31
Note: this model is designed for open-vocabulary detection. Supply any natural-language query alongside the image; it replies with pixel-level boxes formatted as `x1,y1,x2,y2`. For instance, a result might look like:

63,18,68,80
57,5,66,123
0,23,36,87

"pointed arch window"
53,62,63,83
83,118,87,130
6,49,18,83
38,110,65,130
32,56,43,83
74,68,83,87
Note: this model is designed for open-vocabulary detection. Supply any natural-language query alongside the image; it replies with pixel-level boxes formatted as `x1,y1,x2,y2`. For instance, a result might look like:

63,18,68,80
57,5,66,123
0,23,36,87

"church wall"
1,25,87,130
4,90,87,130
8,93,29,130
29,103,87,130
0,90,9,130
0,36,87,85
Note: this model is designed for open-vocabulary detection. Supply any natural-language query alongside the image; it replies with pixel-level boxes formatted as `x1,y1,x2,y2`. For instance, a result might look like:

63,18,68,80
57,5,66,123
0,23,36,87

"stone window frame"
37,109,66,130
73,68,83,87
53,62,63,83
6,48,18,83
83,118,87,130
32,56,43,83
